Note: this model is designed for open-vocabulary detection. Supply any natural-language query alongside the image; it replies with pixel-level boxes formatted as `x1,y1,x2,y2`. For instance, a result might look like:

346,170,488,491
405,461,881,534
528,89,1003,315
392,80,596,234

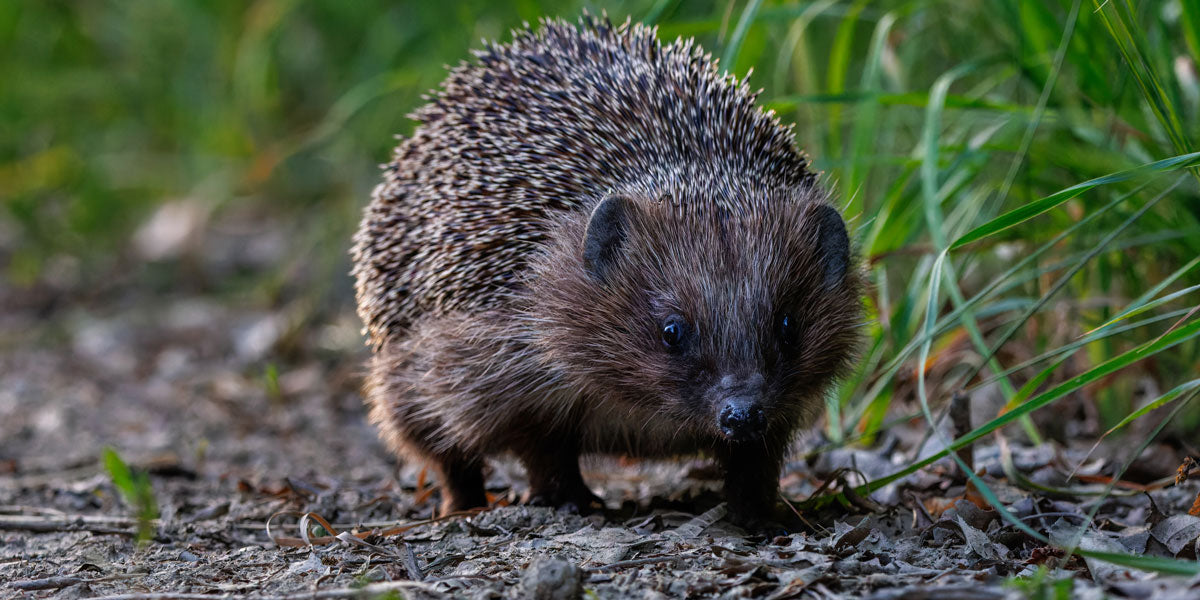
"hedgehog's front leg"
717,438,793,531
517,440,603,513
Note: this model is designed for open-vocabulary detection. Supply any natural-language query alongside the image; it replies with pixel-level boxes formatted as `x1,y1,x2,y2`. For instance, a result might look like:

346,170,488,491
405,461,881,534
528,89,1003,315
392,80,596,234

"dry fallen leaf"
955,515,1001,561
923,497,956,519
1178,456,1198,485
1149,514,1200,556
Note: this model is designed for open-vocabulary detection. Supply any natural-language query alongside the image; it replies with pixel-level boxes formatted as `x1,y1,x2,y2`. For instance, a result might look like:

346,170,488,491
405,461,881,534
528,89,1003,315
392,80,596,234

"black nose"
718,398,766,441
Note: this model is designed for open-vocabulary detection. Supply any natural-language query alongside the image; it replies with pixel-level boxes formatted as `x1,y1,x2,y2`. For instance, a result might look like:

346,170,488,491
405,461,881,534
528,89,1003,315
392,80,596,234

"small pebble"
520,556,581,600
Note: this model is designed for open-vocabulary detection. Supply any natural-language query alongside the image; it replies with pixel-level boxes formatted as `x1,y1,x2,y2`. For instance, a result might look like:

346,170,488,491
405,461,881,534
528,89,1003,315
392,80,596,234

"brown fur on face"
525,188,863,450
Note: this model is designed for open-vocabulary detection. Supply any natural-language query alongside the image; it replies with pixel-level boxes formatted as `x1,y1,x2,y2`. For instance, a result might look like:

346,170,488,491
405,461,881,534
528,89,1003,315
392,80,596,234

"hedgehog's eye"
661,315,687,349
780,314,799,348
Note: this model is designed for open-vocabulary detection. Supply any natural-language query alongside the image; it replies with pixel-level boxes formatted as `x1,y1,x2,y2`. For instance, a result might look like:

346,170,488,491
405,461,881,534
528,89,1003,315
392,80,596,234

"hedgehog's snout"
714,374,767,441
718,397,766,441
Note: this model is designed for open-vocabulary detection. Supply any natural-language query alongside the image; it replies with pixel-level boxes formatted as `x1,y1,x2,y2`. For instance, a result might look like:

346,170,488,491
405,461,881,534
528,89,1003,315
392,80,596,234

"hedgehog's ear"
583,194,633,282
814,204,850,289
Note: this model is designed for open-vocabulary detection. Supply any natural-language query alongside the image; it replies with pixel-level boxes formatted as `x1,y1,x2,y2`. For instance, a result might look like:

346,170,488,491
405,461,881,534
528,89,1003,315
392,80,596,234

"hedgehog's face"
530,190,862,444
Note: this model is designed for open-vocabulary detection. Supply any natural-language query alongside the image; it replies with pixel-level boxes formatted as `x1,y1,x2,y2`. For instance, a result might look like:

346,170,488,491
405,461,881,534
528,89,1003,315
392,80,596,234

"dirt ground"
3,222,1200,599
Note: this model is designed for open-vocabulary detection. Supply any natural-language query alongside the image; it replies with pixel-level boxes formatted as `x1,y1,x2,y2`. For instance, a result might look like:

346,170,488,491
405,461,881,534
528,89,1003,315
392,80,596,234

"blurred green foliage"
0,1,654,283
3,1,1199,437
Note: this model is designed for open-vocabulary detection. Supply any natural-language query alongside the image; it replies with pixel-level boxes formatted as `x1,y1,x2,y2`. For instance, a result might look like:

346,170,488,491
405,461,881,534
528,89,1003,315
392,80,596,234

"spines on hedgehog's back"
456,14,813,190
352,14,816,349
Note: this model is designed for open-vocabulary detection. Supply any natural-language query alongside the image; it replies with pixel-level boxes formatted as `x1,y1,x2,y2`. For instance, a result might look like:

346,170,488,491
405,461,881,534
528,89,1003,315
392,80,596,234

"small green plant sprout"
263,363,283,402
1006,565,1074,600
101,446,159,545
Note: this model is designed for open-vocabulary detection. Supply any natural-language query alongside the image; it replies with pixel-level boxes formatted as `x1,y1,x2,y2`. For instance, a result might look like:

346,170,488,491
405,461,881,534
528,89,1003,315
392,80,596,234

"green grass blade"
1094,0,1194,168
101,447,158,545
970,307,1197,392
641,0,679,24
951,151,1200,249
824,0,868,160
922,62,983,249
1101,378,1200,439
1089,282,1200,333
765,91,1037,114
991,0,1080,216
720,0,764,71
1183,1,1200,65
920,62,1018,404
102,447,136,500
843,11,897,215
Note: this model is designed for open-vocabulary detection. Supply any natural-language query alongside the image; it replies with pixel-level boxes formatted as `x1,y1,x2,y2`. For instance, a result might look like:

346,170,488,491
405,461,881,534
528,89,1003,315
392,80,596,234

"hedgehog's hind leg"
365,342,489,515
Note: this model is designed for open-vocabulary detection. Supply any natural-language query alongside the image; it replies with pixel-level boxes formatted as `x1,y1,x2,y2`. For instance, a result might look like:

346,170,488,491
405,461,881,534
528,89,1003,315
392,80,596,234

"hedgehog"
351,15,863,526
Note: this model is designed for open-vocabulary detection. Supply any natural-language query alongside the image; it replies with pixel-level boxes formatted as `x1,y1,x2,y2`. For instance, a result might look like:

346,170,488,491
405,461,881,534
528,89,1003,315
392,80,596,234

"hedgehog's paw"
527,481,605,514
726,503,807,537
520,446,605,514
430,453,488,516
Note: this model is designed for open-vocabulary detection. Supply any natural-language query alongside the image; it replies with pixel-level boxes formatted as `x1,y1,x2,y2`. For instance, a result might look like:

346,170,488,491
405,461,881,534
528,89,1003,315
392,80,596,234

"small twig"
9,576,86,591
0,514,149,529
586,554,685,573
0,465,102,489
779,494,826,536
10,573,143,592
805,468,848,501
841,479,883,513
0,515,138,537
905,490,936,528
266,508,486,547
0,505,69,516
